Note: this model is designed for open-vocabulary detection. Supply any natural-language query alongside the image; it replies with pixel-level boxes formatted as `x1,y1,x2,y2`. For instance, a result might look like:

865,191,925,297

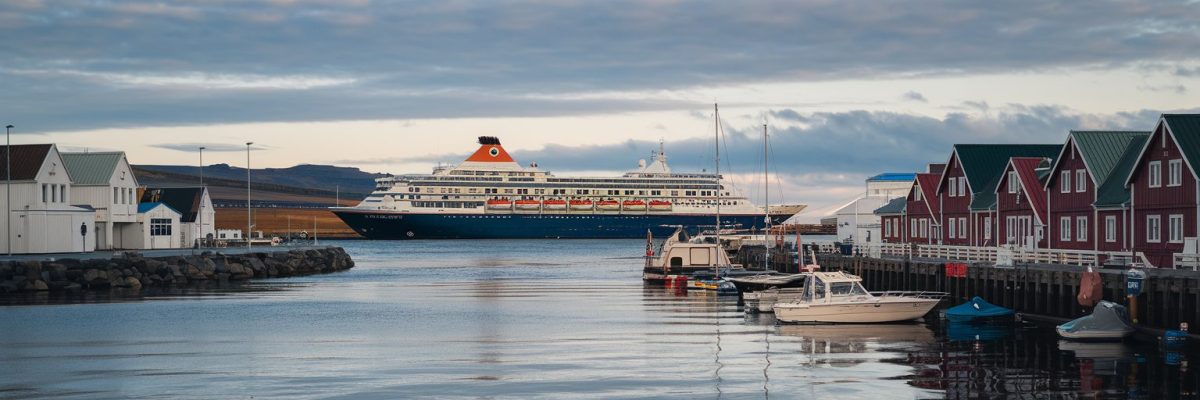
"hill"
135,163,386,199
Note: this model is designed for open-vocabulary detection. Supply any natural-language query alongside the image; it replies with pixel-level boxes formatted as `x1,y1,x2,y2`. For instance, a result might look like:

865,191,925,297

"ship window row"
399,187,725,197
400,182,721,190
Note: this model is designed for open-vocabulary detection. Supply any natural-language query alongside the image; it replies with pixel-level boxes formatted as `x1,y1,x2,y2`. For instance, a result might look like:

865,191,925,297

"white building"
217,229,242,241
830,172,917,244
121,202,182,249
0,144,97,254
60,151,140,250
140,187,215,247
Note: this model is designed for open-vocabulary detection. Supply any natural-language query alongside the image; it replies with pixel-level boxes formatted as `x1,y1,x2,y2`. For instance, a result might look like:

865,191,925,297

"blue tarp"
945,296,1014,320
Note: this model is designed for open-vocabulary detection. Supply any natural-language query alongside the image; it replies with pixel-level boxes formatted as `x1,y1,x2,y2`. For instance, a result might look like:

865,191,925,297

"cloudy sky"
3,0,1199,220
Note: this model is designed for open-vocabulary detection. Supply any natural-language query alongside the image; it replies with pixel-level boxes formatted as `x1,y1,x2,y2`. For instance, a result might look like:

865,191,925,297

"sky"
2,0,1199,221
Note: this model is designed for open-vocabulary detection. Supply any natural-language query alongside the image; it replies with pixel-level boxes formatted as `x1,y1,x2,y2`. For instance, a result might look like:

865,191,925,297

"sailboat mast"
714,103,721,273
763,120,770,271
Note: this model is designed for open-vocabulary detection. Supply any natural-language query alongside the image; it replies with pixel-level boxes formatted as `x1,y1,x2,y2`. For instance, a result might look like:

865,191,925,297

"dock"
736,246,1198,333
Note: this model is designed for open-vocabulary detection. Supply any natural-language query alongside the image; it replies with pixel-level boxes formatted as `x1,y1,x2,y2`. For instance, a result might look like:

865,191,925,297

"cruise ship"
332,137,805,239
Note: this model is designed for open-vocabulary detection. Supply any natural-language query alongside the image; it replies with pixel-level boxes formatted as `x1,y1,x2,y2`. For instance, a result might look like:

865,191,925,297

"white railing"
1173,254,1200,271
844,242,1158,269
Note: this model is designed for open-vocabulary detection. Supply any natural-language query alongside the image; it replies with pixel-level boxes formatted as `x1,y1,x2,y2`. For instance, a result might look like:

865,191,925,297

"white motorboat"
773,271,945,323
745,287,806,313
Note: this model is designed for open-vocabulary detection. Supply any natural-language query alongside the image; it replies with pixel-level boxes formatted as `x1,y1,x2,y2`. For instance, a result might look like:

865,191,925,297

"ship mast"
714,103,721,275
763,119,770,271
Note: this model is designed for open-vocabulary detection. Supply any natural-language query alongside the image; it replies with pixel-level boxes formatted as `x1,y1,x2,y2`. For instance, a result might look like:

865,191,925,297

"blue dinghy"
945,296,1015,321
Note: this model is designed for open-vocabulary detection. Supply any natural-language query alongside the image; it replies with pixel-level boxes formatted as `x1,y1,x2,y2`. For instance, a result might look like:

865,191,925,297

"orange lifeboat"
648,200,672,211
568,199,593,210
622,200,647,211
514,199,541,210
543,199,567,210
485,199,512,210
597,200,621,211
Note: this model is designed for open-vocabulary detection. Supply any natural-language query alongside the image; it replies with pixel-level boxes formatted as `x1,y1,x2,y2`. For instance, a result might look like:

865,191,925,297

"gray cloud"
151,143,271,152
396,106,1189,176
2,1,1199,131
902,91,928,102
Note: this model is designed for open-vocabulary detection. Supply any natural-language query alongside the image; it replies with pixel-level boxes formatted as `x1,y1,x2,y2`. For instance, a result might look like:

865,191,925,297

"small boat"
648,200,672,211
725,273,808,313
514,199,541,211
568,199,593,210
1056,300,1135,341
945,296,1014,321
543,199,567,210
485,199,512,210
745,287,807,313
597,200,621,211
622,199,647,211
773,271,945,323
642,227,740,285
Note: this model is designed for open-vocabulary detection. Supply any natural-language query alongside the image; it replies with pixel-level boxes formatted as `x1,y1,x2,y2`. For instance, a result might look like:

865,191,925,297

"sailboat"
642,104,743,292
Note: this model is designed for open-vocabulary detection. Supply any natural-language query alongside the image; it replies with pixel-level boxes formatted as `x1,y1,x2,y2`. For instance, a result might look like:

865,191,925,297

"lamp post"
246,142,253,249
5,124,12,256
198,146,205,248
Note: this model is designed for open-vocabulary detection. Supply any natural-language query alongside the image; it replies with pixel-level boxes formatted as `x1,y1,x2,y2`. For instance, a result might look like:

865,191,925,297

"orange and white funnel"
457,136,523,170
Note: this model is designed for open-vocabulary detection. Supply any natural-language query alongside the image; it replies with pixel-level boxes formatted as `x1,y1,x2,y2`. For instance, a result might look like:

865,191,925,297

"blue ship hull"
332,210,791,239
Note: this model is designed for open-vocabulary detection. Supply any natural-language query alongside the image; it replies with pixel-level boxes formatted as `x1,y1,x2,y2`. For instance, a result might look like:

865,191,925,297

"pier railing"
837,242,1159,269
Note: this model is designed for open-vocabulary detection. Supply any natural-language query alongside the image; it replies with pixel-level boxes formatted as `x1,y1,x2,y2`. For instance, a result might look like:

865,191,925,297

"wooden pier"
737,246,1199,333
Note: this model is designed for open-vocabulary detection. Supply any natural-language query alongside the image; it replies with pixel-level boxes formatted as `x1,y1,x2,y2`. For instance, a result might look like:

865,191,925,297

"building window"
60,185,67,203
959,218,967,239
1147,215,1161,243
1060,216,1071,241
42,184,48,203
1007,171,1018,193
1060,171,1070,193
1076,216,1087,242
1169,214,1184,243
920,219,928,238
1168,159,1183,187
984,217,992,240
914,187,922,201
1149,161,1162,188
948,218,956,238
1105,216,1116,243
1075,170,1087,192
150,218,172,236
911,219,918,238
948,177,956,197
884,220,891,237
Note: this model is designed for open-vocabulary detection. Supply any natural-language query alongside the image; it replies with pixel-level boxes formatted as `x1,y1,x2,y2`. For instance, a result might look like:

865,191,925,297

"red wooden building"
876,196,906,243
1044,131,1149,254
1126,115,1200,268
995,157,1051,248
936,145,1061,247
905,172,942,244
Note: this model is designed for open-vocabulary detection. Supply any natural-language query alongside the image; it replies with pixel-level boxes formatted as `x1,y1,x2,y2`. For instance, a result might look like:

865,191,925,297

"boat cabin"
795,271,871,304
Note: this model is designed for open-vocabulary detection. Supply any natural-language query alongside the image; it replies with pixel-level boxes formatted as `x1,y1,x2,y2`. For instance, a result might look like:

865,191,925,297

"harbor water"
0,239,1196,399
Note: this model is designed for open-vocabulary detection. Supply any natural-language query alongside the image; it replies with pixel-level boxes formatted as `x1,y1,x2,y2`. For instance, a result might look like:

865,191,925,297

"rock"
0,281,17,293
124,276,142,289
63,282,82,291
31,280,48,291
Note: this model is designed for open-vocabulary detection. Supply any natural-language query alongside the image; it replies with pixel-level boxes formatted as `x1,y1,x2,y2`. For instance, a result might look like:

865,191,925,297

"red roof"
1003,157,1049,224
0,144,52,181
915,173,941,215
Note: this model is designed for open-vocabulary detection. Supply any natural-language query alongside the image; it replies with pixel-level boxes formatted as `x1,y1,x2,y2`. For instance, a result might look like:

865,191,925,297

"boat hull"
773,298,940,323
333,211,792,239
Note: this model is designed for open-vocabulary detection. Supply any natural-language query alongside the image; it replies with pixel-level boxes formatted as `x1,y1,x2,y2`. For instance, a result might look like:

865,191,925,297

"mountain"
133,164,387,204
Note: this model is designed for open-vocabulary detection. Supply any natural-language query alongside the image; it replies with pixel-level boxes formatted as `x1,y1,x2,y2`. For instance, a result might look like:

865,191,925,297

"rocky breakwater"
0,247,355,293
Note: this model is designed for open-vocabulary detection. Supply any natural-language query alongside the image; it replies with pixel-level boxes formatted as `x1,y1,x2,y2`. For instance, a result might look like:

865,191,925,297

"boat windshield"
801,275,826,303
829,281,869,298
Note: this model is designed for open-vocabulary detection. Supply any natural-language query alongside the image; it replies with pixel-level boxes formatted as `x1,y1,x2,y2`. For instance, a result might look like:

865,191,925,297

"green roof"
952,144,1061,211
873,196,906,215
1070,131,1151,184
1165,114,1200,174
1095,135,1149,207
60,152,125,186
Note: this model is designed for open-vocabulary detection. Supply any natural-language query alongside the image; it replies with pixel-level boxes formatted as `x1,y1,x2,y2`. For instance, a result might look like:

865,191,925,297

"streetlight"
5,124,12,256
198,146,205,248
246,142,253,250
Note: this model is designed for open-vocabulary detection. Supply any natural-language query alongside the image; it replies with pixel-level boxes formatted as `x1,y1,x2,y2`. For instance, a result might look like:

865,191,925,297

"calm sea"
0,239,1196,399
